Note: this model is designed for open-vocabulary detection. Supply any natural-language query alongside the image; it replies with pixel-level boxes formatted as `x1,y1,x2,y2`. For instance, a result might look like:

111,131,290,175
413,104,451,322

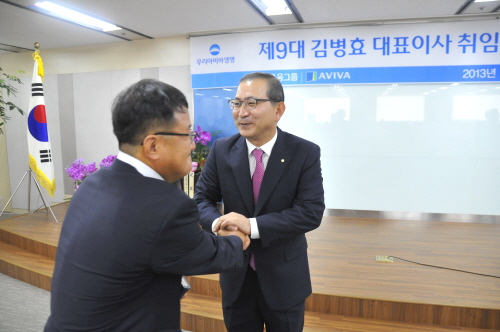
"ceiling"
1,0,499,54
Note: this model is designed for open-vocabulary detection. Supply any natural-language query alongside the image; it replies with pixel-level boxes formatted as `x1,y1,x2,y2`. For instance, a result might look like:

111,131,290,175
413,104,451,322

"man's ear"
275,101,286,122
142,135,160,161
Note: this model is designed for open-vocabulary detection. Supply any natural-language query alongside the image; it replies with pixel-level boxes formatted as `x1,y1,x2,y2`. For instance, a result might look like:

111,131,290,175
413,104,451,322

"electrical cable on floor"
389,256,500,279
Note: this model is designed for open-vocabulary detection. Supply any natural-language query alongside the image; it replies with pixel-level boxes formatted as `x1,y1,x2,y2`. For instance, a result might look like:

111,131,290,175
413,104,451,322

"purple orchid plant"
194,125,212,146
99,154,117,167
65,155,117,188
192,126,219,172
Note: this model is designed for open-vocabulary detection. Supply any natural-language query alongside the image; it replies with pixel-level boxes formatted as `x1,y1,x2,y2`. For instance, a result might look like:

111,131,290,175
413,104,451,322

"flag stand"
0,168,58,223
0,42,58,223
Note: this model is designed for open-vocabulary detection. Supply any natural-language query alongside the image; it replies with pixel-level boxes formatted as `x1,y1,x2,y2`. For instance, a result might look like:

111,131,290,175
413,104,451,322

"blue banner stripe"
192,65,500,88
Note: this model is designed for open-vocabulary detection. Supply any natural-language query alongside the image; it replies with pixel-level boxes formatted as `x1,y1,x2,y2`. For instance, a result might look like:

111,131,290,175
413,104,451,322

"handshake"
214,212,251,250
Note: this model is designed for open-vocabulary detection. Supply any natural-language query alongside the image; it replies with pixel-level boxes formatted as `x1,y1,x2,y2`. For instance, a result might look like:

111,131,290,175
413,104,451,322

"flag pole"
0,42,59,222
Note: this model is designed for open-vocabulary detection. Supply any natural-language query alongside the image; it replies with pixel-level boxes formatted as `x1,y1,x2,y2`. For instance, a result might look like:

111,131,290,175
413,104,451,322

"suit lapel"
230,136,254,215
255,128,290,215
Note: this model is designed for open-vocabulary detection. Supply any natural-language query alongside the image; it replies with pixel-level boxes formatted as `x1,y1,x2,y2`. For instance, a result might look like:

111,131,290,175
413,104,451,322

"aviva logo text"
307,71,351,82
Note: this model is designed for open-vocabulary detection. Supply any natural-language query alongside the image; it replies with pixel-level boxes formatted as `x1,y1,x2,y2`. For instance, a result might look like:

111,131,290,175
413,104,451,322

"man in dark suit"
194,72,325,331
45,79,249,332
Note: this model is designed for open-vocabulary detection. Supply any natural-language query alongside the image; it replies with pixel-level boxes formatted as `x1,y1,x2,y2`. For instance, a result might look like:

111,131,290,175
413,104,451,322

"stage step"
0,241,54,291
181,293,489,332
0,222,58,259
186,275,500,330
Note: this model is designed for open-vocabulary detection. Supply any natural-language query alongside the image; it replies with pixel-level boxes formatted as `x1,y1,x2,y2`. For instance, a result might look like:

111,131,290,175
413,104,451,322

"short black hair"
112,79,188,146
239,72,284,103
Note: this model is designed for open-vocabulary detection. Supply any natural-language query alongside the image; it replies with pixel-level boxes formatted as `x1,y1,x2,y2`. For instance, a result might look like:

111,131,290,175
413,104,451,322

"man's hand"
214,212,251,235
217,228,250,250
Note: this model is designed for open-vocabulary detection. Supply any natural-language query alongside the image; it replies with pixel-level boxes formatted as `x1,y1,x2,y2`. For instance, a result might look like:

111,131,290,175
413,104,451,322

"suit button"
235,262,241,267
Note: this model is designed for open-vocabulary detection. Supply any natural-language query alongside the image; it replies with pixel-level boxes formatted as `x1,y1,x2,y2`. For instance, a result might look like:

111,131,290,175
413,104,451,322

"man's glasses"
228,98,274,110
141,131,196,145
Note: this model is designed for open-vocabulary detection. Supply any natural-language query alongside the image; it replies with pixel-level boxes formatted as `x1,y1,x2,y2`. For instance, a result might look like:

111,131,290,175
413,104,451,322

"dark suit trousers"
222,267,305,332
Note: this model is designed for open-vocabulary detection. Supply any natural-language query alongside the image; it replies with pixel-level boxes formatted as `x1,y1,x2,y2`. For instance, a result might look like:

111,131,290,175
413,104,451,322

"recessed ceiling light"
246,0,302,24
474,0,498,2
251,0,291,16
32,1,121,32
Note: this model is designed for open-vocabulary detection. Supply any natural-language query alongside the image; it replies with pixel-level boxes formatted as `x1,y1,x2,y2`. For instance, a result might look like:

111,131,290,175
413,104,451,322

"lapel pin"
281,159,285,162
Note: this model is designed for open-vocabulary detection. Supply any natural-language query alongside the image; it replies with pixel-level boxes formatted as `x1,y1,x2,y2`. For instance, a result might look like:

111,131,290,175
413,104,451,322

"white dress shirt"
117,151,164,181
212,130,278,239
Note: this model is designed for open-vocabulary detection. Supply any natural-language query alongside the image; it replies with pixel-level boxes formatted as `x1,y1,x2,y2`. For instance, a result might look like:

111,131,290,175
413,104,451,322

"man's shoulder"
213,133,242,149
280,129,319,150
90,162,186,197
212,130,319,151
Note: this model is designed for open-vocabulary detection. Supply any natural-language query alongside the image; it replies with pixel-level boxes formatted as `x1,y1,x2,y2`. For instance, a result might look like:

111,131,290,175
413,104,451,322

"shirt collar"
117,151,164,181
246,129,278,157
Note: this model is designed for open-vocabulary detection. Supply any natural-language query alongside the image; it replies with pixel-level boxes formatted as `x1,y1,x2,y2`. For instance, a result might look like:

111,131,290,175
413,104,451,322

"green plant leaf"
0,67,24,134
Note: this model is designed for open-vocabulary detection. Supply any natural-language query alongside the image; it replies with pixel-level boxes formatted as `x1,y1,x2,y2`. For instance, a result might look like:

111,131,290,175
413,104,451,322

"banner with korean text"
190,19,499,88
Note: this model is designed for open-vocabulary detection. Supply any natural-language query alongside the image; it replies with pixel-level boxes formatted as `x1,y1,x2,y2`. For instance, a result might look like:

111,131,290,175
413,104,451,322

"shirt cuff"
211,218,219,235
250,218,260,239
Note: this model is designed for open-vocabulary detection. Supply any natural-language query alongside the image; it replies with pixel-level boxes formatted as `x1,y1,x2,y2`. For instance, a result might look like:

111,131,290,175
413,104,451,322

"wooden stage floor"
188,215,500,313
1,202,499,329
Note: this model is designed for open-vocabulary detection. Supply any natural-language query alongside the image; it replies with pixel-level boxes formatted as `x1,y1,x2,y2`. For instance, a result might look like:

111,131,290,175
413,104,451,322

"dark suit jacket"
194,128,325,310
45,159,243,332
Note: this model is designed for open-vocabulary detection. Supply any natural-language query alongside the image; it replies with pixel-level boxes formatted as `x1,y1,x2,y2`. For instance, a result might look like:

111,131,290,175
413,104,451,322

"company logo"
306,71,351,81
196,44,235,66
306,71,317,82
209,44,220,56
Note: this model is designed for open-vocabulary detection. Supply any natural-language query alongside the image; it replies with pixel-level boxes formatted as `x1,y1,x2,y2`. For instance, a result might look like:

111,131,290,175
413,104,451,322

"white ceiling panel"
0,1,123,51
0,0,498,54
53,0,271,37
